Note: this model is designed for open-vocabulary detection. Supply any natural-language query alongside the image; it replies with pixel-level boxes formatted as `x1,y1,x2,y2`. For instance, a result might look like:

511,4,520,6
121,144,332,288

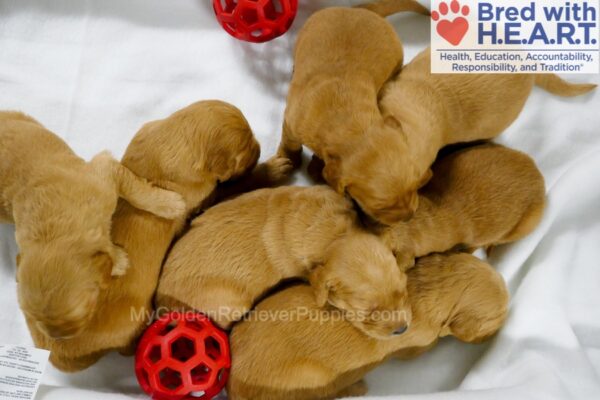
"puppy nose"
392,324,408,336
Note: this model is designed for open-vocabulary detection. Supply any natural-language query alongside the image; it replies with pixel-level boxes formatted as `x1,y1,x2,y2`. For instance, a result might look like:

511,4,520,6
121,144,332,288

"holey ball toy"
135,312,231,400
213,0,298,43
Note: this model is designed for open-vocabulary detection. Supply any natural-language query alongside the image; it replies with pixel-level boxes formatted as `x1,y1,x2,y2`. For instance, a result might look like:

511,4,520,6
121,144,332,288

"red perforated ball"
213,0,298,43
135,312,230,400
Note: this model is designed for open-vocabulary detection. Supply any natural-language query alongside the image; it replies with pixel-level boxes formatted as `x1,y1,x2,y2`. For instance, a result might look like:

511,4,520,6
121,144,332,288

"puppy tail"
535,74,597,97
356,0,431,17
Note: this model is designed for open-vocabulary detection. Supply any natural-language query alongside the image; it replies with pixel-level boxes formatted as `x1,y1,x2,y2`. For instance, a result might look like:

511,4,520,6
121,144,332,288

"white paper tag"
0,345,49,400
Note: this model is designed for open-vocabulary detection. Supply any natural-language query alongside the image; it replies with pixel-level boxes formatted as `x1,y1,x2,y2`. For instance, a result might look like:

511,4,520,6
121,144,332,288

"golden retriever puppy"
227,253,509,400
379,144,546,269
0,111,185,340
375,49,595,220
273,0,430,223
156,185,410,339
21,100,284,371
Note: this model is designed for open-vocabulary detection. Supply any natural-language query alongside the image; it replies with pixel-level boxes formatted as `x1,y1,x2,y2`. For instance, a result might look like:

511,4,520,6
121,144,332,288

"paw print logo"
432,0,470,46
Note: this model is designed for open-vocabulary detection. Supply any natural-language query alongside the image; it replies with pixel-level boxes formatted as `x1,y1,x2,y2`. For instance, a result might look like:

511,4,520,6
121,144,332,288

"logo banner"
431,0,600,73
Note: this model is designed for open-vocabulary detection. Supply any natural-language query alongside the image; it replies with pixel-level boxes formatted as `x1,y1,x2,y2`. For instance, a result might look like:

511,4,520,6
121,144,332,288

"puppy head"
325,125,432,225
16,241,115,340
124,100,260,190
310,232,411,340
195,102,261,183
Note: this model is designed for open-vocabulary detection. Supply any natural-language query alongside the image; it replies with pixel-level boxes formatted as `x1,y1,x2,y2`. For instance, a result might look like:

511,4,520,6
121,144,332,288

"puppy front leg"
276,120,303,168
254,156,295,185
91,151,186,219
216,156,294,202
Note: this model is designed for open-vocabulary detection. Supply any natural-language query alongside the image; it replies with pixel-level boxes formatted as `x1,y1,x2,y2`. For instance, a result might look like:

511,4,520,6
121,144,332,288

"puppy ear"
322,159,346,193
418,169,433,189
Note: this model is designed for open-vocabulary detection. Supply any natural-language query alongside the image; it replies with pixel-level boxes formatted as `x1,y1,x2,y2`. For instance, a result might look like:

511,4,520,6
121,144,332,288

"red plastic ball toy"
135,312,231,400
213,0,298,43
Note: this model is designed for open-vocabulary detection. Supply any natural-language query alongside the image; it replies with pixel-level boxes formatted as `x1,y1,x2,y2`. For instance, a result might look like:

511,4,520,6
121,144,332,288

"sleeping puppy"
376,48,595,220
273,0,430,222
22,100,287,371
0,111,185,340
227,253,509,400
379,144,546,269
156,185,411,339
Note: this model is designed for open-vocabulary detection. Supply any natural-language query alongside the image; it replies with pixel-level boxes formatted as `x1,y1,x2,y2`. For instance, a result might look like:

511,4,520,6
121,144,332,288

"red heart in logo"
436,17,469,46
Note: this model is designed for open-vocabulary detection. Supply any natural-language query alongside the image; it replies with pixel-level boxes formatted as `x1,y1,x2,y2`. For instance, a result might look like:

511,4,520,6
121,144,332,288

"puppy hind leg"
91,151,186,219
224,156,294,196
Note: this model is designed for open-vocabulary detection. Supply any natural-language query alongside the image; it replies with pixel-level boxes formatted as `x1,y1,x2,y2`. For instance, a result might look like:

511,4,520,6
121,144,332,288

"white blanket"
0,1,599,399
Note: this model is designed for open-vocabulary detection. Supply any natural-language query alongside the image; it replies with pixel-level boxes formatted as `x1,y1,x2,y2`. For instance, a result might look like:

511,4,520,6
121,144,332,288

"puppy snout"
392,323,409,336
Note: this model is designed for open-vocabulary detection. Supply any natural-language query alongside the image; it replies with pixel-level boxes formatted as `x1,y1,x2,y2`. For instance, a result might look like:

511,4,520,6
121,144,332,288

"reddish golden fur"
20,100,287,371
376,49,595,220
380,144,546,268
0,111,185,341
227,253,509,400
274,0,430,223
157,186,410,339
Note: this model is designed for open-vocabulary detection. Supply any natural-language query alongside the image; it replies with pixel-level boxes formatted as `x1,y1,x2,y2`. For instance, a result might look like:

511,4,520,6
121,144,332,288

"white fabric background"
0,0,599,399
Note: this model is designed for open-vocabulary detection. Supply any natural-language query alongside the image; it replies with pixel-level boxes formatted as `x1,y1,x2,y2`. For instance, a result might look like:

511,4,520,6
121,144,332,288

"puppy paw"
145,189,187,220
110,246,130,277
264,156,294,182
